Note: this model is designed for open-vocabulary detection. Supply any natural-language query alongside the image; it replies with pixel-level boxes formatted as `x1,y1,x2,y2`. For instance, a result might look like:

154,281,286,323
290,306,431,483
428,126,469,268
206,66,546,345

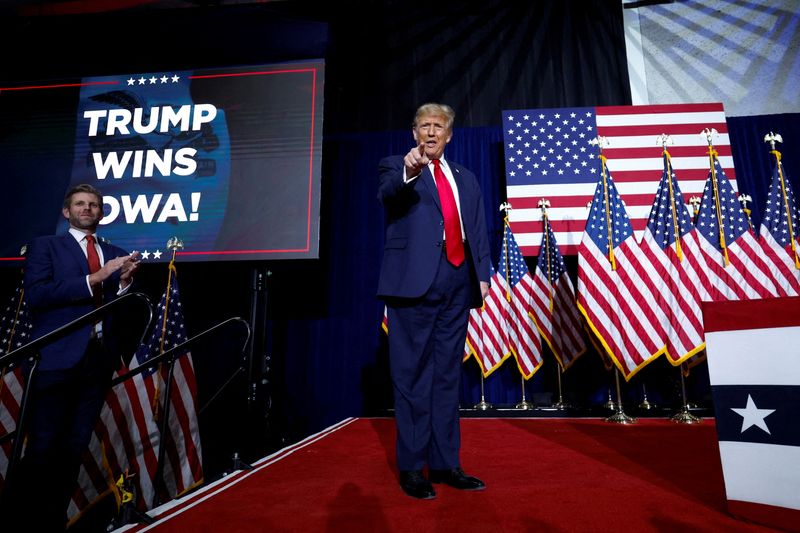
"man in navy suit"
12,183,140,529
378,103,490,500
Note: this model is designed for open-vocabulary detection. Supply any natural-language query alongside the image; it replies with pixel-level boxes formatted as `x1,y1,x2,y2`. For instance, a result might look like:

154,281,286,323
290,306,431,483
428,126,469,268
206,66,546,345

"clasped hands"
88,251,142,289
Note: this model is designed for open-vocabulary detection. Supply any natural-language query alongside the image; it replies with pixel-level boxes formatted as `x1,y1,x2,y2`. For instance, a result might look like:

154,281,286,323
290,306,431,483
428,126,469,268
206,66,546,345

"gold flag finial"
764,131,783,151
765,132,800,268
738,193,754,232
688,196,701,218
166,236,184,251
702,128,729,265
656,133,674,150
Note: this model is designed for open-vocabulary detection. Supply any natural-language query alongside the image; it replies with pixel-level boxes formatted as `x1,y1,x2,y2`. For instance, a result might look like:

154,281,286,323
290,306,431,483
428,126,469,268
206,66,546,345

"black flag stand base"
108,472,155,529
115,501,155,528
223,452,255,476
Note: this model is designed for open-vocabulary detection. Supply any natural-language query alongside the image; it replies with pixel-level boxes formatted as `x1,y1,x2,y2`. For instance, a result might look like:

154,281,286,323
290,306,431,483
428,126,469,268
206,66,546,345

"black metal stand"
199,266,271,478
247,266,271,411
0,292,154,512
223,452,255,476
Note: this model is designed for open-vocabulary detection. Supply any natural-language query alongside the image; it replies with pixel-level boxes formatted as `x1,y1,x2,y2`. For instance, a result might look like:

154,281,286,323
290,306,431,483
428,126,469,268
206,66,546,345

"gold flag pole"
670,362,702,424
501,204,512,303
538,197,571,410
500,201,534,411
552,363,571,410
702,127,730,266
605,369,636,424
151,236,185,420
538,198,554,311
515,373,534,410
474,370,493,411
590,136,615,270
765,131,800,268
658,134,684,261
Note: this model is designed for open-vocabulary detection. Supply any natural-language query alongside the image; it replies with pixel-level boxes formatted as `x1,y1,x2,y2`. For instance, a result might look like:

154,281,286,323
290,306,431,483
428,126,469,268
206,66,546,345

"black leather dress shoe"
429,467,486,490
399,470,436,499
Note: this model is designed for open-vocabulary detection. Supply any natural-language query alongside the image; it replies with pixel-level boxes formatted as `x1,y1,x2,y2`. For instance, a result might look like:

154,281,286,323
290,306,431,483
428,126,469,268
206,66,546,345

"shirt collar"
68,227,97,243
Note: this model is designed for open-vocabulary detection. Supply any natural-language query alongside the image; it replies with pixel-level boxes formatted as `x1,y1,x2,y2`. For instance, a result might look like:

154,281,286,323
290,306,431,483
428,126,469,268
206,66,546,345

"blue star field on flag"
0,285,32,359
696,158,749,251
536,216,567,282
499,224,529,284
647,155,695,250
760,161,800,247
585,167,634,254
134,275,189,371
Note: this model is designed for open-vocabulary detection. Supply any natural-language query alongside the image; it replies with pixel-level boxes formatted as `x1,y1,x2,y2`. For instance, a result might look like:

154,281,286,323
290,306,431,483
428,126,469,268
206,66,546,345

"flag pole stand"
108,472,155,528
474,374,493,410
223,452,255,475
603,387,616,411
515,375,534,410
605,370,636,424
639,382,657,411
670,366,701,424
552,364,571,409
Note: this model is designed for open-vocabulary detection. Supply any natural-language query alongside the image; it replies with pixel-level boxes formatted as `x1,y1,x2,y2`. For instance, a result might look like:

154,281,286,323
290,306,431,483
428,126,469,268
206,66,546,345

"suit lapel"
451,165,466,205
62,232,90,276
422,165,443,213
98,239,115,262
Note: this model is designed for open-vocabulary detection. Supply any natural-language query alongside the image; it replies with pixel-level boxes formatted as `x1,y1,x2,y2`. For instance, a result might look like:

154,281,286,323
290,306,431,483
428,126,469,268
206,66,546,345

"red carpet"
116,418,785,532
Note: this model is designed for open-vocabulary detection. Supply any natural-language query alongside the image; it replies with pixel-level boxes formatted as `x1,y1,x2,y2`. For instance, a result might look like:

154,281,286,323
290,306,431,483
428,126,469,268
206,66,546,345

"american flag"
639,152,706,366
530,211,586,370
502,103,736,255
756,151,800,296
577,157,665,380
383,273,511,378
0,280,31,490
498,222,543,379
694,154,779,301
68,263,203,523
464,264,511,377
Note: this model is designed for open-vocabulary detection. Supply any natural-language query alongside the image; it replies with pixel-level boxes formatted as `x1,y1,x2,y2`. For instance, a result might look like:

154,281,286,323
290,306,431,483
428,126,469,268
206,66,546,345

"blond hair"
413,103,455,131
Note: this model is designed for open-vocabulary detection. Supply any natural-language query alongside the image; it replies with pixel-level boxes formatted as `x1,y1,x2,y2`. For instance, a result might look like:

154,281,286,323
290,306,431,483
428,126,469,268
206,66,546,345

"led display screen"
0,60,324,262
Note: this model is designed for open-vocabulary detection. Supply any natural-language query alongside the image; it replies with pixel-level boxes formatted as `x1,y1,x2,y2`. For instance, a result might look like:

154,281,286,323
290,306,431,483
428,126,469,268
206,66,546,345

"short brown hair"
63,183,103,209
413,103,455,131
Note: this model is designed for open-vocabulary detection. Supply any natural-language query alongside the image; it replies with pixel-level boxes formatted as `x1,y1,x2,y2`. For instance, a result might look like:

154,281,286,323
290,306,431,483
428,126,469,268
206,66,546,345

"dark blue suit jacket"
377,155,490,307
24,232,130,371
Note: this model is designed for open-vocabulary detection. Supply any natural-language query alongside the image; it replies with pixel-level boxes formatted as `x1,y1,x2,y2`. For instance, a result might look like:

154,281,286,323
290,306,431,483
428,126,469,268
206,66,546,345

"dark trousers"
6,338,111,531
386,251,471,472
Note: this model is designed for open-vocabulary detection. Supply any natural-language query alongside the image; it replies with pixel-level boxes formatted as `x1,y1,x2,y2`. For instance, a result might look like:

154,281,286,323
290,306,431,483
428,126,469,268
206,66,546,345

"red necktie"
432,159,465,266
85,234,102,307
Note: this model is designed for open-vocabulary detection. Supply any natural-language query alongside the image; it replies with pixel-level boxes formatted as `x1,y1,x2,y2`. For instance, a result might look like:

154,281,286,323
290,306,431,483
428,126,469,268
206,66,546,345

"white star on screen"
731,394,775,435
